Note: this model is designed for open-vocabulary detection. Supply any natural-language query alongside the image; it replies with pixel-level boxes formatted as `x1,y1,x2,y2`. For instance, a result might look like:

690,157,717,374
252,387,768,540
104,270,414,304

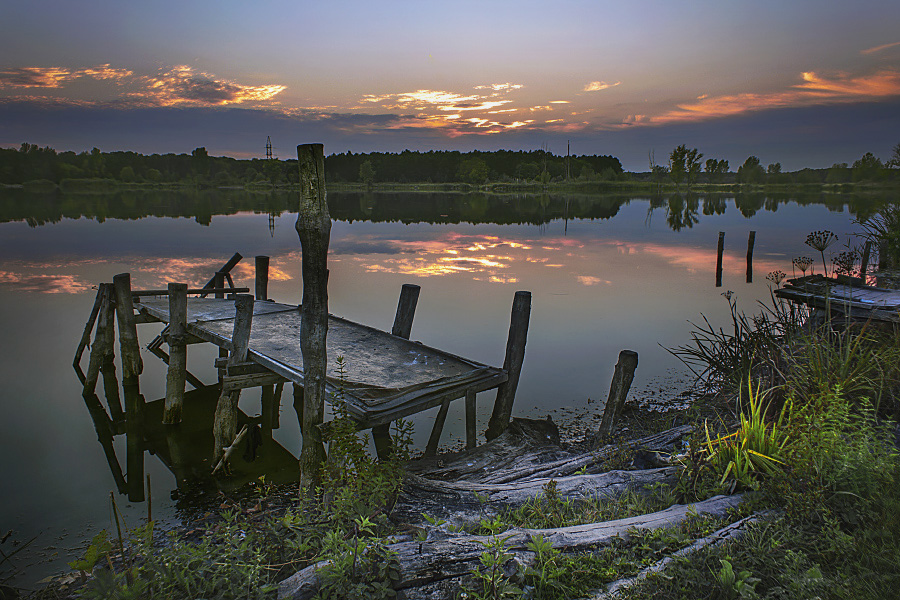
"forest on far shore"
2,142,898,189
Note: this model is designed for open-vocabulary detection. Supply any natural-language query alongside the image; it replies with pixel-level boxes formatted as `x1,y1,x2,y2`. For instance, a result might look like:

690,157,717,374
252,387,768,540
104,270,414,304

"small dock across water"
775,274,900,324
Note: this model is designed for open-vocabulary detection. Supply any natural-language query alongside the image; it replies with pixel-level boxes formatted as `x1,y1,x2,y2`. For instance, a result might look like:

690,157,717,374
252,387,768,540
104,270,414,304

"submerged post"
597,350,639,439
296,143,331,488
373,283,422,459
212,294,255,463
715,232,725,287
486,291,531,441
255,255,270,301
164,283,188,424
860,240,872,279
113,273,145,501
746,231,756,283
424,400,450,457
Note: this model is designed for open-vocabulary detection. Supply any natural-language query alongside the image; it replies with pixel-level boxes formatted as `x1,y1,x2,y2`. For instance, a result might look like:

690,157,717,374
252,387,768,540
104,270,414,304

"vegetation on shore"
3,142,899,193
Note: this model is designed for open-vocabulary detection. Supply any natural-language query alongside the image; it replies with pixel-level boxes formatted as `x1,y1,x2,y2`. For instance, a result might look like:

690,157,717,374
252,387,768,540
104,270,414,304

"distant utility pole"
266,136,273,160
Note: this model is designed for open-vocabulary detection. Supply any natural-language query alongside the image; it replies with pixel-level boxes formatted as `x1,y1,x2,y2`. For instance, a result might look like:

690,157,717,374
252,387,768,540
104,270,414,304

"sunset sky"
2,0,899,170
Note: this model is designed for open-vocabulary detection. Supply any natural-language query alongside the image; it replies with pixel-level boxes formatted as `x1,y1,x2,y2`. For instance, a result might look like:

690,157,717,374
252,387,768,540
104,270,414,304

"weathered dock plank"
135,296,508,427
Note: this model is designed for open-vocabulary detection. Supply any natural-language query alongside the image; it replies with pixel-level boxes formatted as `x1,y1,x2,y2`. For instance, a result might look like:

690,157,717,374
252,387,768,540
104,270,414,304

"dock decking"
775,274,900,324
135,296,508,427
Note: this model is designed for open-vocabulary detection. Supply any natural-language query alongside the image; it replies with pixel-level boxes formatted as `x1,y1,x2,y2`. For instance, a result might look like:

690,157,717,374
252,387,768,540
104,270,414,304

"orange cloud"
861,41,900,55
649,69,900,125
133,65,286,107
584,80,621,92
0,64,132,88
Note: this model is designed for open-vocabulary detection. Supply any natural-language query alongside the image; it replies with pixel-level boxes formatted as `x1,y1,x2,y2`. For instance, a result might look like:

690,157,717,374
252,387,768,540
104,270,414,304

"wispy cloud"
648,69,900,125
861,41,900,55
0,64,132,88
584,80,621,92
0,64,285,108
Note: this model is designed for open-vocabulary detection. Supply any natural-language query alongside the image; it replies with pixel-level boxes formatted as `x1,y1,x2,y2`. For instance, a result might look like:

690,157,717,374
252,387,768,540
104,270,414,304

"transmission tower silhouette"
266,136,273,160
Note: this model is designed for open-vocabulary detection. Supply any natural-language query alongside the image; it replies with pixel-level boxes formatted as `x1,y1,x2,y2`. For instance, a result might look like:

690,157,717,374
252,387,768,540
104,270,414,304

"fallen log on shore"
278,495,743,600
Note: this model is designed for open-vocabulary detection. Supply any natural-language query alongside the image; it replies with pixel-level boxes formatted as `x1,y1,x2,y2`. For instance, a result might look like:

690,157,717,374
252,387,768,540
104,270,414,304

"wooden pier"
74,254,529,497
775,274,900,324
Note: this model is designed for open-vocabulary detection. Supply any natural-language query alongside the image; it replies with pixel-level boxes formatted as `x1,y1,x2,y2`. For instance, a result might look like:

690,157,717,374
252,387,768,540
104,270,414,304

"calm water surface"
0,189,879,586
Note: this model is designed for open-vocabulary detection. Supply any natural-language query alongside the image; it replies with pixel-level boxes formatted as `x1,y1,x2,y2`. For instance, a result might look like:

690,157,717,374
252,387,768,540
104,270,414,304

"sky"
1,0,900,171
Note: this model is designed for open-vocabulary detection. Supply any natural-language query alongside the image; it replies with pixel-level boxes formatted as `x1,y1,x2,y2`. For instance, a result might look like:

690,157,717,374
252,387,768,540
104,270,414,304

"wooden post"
465,389,477,450
261,385,276,440
424,399,451,457
215,271,228,380
99,283,124,424
255,255,270,301
860,240,872,278
391,283,421,338
746,231,756,283
200,252,243,294
296,143,331,488
598,350,639,439
82,285,112,397
373,283,423,459
212,294,255,463
715,232,725,287
112,273,143,382
292,383,304,433
82,392,126,495
123,384,145,502
486,291,532,441
164,283,188,424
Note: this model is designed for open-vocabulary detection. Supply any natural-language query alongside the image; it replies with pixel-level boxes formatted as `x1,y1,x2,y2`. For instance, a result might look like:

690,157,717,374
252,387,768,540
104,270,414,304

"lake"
0,188,883,587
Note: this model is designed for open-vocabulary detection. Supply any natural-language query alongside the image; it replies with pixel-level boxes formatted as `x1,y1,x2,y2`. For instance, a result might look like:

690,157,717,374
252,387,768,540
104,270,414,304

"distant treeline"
0,143,622,186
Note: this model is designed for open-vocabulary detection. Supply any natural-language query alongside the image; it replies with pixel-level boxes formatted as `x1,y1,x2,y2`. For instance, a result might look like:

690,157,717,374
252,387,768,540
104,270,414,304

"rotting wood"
590,511,774,599
123,382,145,502
73,286,104,384
860,240,872,277
408,418,690,485
277,494,743,600
716,231,725,287
212,294,255,464
746,230,755,283
598,350,639,439
163,283,188,424
82,285,112,397
256,255,270,301
486,291,531,441
465,389,477,450
425,400,451,457
99,283,124,423
292,383,304,434
374,283,422,459
393,468,676,528
199,252,243,296
296,143,331,488
212,424,249,475
132,286,249,297
222,372,286,392
214,271,228,381
112,273,143,382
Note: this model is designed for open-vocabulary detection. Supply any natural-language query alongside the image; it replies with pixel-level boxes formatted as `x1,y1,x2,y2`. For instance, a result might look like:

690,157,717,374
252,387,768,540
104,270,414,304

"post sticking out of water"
746,231,756,283
373,283,422,459
112,273,143,382
214,271,228,380
715,232,725,287
861,240,872,279
212,294,255,463
164,283,188,424
255,256,270,301
296,143,330,488
465,389,477,450
598,350,639,439
391,284,421,339
425,400,450,457
486,291,532,441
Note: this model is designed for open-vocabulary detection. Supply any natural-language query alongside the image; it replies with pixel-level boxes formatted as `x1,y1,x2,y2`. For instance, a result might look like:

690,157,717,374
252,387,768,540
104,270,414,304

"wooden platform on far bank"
775,274,900,323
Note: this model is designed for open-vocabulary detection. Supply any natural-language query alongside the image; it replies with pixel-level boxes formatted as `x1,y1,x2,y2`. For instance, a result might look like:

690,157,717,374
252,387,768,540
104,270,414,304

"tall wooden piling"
99,283,124,423
296,143,331,488
164,283,188,424
715,232,725,287
486,291,531,441
214,271,228,380
860,240,872,278
373,283,422,459
746,231,756,283
212,294,255,463
465,389,477,450
112,273,143,382
255,255,270,301
598,350,639,439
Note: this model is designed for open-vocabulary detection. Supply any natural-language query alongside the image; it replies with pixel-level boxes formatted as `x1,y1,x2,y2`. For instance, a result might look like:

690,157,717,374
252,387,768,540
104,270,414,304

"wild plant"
804,230,838,276
792,256,814,276
463,534,523,600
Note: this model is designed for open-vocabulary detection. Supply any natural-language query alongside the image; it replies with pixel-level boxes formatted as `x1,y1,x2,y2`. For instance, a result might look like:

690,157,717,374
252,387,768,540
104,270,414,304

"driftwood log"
278,495,743,600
